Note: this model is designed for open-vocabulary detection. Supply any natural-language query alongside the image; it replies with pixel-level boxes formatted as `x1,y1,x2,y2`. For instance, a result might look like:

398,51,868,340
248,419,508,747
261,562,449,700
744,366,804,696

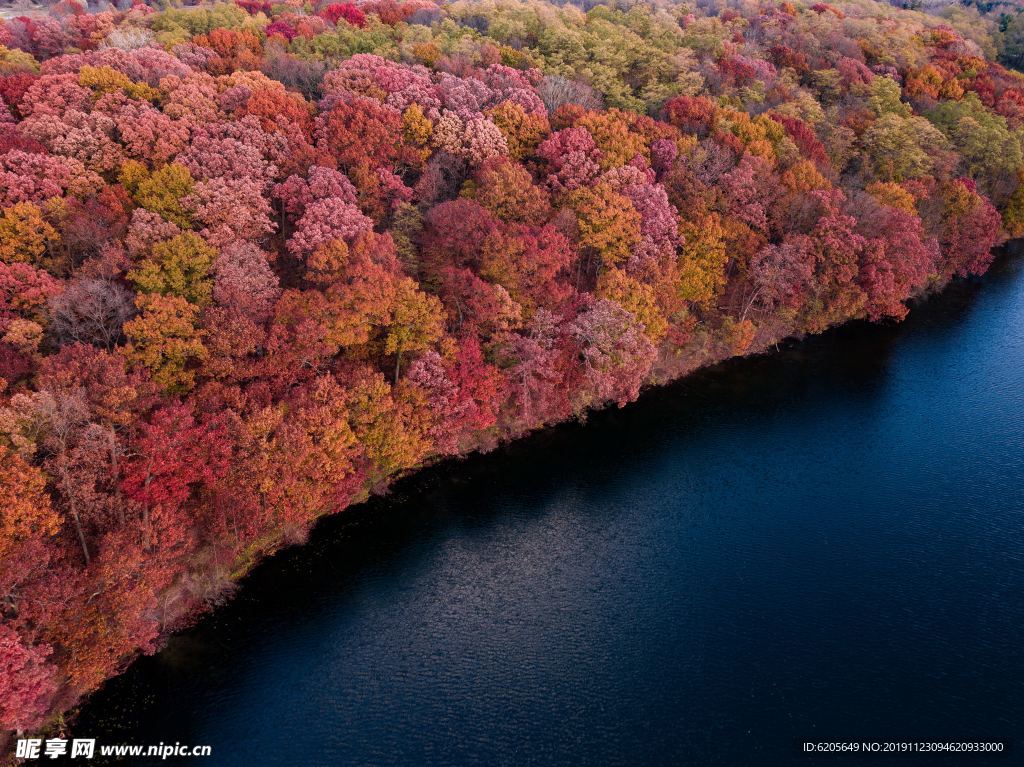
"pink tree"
286,198,374,257
537,127,602,193
211,242,281,323
0,625,58,732
184,177,276,248
569,298,656,408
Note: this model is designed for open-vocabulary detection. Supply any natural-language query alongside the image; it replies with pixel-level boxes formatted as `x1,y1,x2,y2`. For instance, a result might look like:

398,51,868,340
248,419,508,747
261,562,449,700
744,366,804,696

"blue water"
77,248,1024,766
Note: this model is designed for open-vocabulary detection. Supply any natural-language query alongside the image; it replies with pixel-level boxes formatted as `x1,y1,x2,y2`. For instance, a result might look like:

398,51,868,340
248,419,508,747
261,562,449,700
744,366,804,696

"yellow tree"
677,213,728,307
122,294,207,393
597,268,668,342
345,368,431,483
487,101,550,160
567,182,642,271
121,162,195,227
0,202,59,266
0,446,61,563
128,232,216,306
385,278,445,384
576,110,648,169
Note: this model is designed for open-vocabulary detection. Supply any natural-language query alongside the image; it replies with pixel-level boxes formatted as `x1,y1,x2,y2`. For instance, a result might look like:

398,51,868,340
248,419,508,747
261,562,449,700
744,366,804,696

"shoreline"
26,238,1019,758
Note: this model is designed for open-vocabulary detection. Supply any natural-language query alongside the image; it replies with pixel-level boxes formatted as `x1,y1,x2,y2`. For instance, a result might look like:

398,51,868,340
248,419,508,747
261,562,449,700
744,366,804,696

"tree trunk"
69,501,90,565
108,428,125,526
142,472,153,552
56,456,91,564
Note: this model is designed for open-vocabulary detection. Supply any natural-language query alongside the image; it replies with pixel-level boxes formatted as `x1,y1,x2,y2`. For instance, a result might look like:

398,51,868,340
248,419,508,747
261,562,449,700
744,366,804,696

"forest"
1,0,1023,744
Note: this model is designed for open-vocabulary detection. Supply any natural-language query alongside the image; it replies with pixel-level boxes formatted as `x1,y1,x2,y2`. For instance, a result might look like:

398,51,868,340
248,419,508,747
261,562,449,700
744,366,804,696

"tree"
274,166,358,221
487,101,549,160
320,3,367,27
861,113,950,182
803,193,868,332
496,310,572,433
0,625,58,732
537,127,602,193
223,377,361,544
934,179,1002,279
433,266,523,341
107,96,189,166
177,122,279,185
597,268,667,341
406,338,501,454
122,162,195,228
261,289,341,389
747,235,816,318
1003,177,1024,238
54,187,132,264
928,94,1024,202
315,96,409,170
537,75,603,114
850,193,938,321
343,367,431,482
0,150,102,209
421,199,500,274
576,110,649,170
471,158,551,225
184,177,276,248
47,421,125,564
124,209,183,259
121,293,207,393
121,402,229,551
1000,11,1024,71
211,242,280,323
50,277,134,349
720,154,777,235
0,259,64,325
287,198,373,257
430,112,508,165
664,94,717,136
569,298,656,409
385,278,445,383
0,202,59,267
37,343,155,428
867,76,911,119
0,445,61,564
127,232,217,306
567,182,642,271
479,223,574,315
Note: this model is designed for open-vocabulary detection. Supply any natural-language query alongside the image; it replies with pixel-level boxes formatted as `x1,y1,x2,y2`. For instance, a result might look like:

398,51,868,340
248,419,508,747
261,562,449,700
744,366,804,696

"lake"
75,246,1024,766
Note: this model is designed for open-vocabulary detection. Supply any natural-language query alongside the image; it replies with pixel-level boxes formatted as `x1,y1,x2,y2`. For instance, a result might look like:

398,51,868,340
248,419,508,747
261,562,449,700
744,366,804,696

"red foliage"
774,114,830,171
319,3,367,28
265,21,298,42
663,95,717,136
0,74,39,120
121,404,230,550
315,96,409,170
235,0,271,14
0,626,58,731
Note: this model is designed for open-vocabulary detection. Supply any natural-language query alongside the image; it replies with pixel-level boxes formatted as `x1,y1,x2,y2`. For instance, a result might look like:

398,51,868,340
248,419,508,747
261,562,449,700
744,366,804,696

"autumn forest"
1,0,1022,745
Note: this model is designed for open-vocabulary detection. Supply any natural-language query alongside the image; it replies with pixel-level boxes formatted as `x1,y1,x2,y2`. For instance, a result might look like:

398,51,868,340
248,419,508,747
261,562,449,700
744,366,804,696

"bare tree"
537,75,604,113
49,278,135,350
101,26,156,50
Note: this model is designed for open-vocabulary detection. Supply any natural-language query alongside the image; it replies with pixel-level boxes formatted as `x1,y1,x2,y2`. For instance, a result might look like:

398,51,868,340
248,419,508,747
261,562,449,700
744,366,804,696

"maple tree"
121,293,207,393
127,231,217,306
0,446,61,565
0,625,58,732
